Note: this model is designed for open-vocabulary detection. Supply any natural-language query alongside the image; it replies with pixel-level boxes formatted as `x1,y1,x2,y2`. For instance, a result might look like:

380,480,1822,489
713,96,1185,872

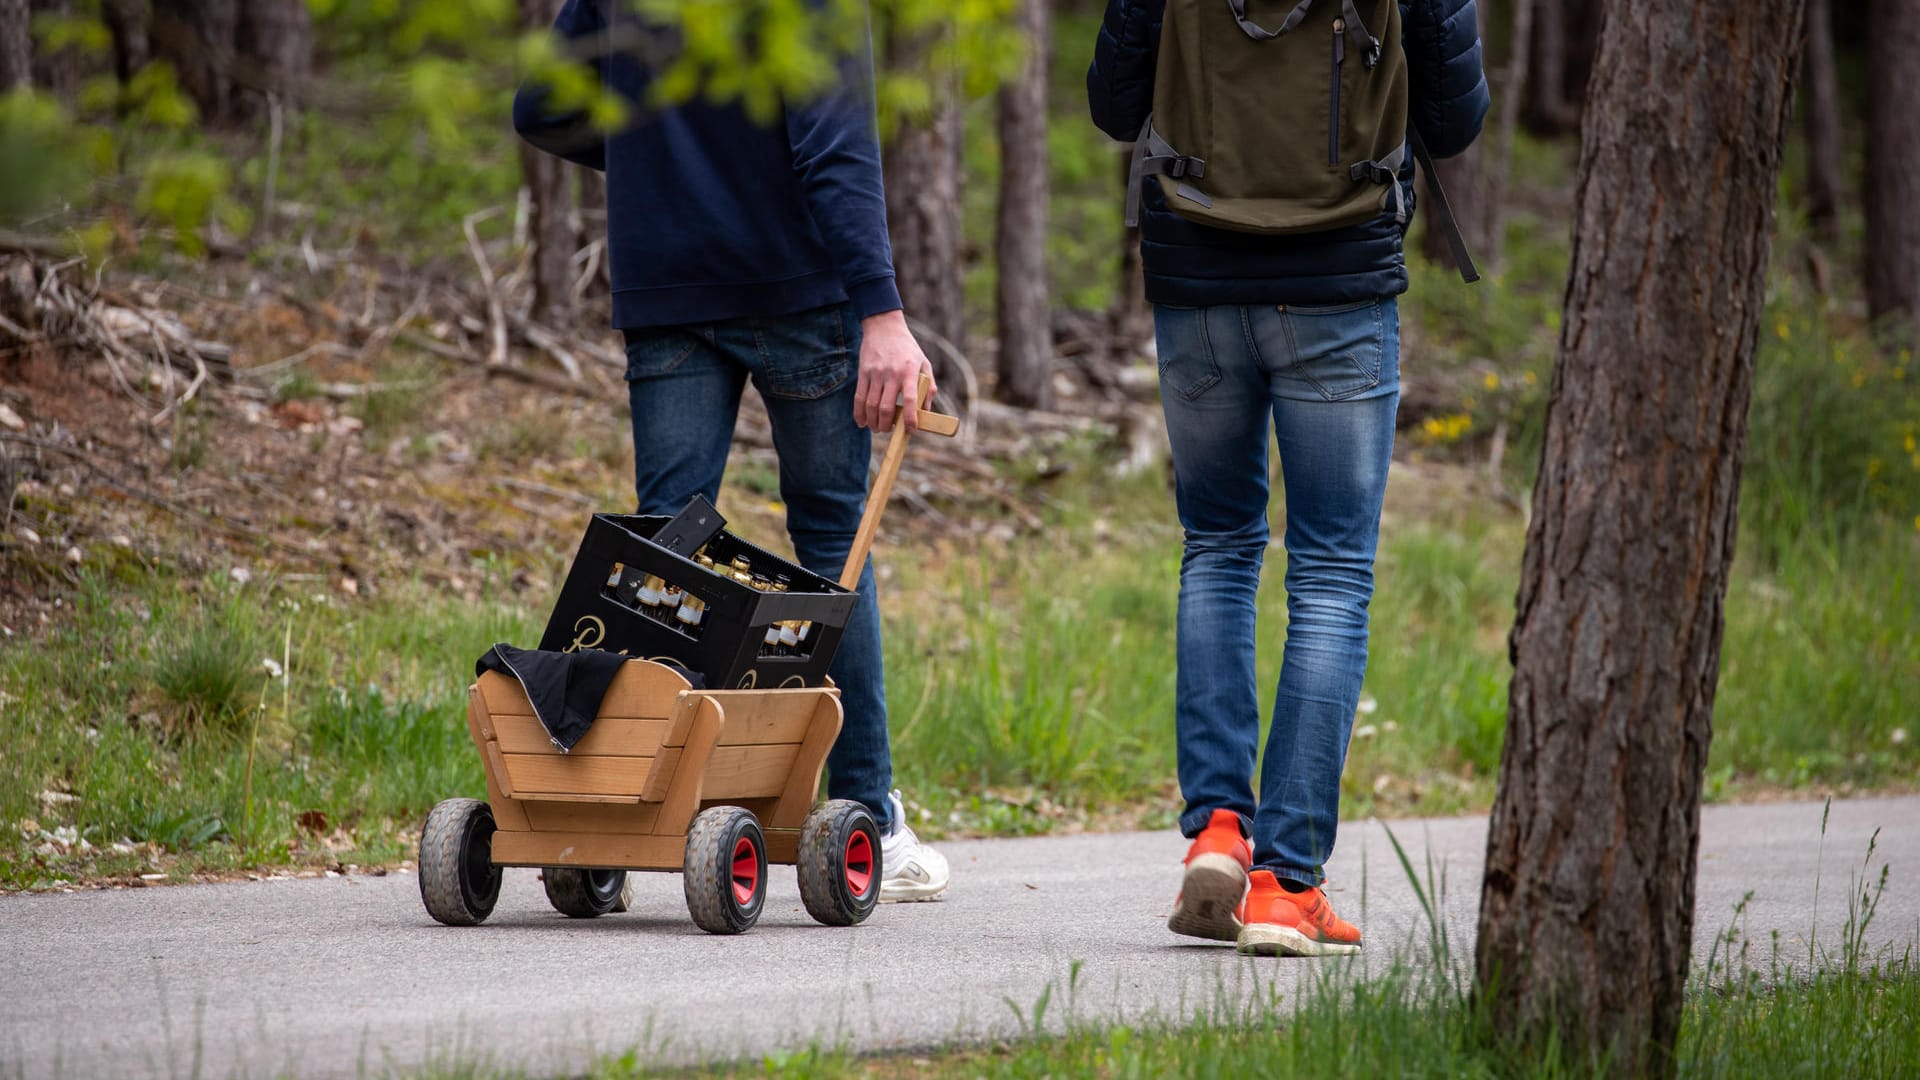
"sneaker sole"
879,876,949,903
1167,853,1247,942
1236,923,1361,958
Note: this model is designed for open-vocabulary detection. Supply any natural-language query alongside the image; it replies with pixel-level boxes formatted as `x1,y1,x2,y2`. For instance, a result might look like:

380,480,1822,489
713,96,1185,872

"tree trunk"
1476,0,1806,1075
236,0,313,111
1522,0,1573,133
1802,0,1843,242
1477,0,1537,276
994,0,1051,408
884,99,967,380
1109,146,1150,364
1419,152,1487,267
29,0,75,96
102,0,150,84
152,0,239,124
0,0,31,91
521,0,575,324
1866,0,1920,335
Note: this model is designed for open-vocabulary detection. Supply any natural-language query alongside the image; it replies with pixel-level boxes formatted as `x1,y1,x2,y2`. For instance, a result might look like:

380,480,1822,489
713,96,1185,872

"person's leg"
622,325,746,514
1253,298,1400,888
736,303,948,901
1157,304,1275,941
1157,305,1275,842
727,304,891,827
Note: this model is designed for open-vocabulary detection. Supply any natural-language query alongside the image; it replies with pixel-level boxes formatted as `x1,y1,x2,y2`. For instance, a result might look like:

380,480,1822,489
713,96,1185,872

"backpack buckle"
1165,157,1206,180
1349,162,1396,185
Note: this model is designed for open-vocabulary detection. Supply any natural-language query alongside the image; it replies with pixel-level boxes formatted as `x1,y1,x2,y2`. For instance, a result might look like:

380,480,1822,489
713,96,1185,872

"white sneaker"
879,791,950,902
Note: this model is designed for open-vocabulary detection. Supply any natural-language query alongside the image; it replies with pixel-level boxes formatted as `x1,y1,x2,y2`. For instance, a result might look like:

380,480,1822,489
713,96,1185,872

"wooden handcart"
418,378,956,934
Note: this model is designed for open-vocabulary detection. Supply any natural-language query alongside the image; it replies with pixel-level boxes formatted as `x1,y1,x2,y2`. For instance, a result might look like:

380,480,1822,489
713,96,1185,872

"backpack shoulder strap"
1407,127,1481,284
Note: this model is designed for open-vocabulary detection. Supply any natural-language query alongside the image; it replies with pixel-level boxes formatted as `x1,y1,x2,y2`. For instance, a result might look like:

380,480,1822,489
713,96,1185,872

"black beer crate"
538,513,856,690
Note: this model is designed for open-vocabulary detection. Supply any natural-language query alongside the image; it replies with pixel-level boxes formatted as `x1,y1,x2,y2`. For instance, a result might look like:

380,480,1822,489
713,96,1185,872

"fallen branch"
463,208,510,368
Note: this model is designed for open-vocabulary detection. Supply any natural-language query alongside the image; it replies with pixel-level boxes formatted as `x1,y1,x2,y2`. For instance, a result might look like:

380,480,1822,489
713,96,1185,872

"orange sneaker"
1235,870,1362,957
1167,809,1251,942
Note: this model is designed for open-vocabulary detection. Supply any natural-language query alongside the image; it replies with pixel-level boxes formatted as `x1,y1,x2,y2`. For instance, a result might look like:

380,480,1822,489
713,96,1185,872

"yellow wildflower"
1483,372,1501,391
1523,370,1539,387
1907,434,1917,454
1774,320,1789,341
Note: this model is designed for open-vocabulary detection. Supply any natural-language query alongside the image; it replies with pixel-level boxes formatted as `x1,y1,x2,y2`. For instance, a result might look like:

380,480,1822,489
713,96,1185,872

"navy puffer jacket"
1088,0,1490,307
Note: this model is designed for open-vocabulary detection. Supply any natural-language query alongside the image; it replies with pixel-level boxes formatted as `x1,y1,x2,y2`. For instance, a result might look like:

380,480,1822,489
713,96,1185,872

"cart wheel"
797,800,881,927
542,868,628,918
684,807,766,934
419,798,502,926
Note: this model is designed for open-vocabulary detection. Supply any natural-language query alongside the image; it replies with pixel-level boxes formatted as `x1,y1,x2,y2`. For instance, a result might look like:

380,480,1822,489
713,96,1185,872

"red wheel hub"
843,828,874,897
731,836,759,906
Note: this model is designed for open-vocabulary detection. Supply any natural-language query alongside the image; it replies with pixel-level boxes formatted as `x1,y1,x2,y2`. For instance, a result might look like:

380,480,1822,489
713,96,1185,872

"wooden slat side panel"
475,670,533,717
483,740,519,800
524,801,662,834
639,748,682,803
490,831,685,871
597,661,693,718
475,660,689,721
660,693,704,748
767,694,843,830
498,753,651,799
487,715,671,757
763,829,799,866
712,691,818,746
655,697,724,836
699,742,804,801
467,688,528,831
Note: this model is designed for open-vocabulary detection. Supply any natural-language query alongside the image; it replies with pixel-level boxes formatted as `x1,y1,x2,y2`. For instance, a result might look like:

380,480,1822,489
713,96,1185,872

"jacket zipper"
1329,18,1345,167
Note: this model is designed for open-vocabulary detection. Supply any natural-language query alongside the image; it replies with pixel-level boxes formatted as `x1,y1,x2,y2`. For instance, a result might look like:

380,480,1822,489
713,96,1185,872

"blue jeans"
1156,299,1400,886
621,302,893,832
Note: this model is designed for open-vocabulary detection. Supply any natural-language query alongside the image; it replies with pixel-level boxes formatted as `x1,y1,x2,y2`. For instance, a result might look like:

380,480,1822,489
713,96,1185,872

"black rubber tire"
683,806,766,935
418,798,502,926
797,800,882,927
542,868,628,918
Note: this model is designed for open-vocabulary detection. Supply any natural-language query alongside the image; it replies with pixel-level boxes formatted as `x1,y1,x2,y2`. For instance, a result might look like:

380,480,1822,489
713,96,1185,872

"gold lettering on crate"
737,670,759,689
780,675,806,689
565,616,606,653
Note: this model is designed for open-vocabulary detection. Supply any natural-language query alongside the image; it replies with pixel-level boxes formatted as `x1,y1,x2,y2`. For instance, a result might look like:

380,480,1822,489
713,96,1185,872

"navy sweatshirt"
513,0,901,329
1087,0,1490,307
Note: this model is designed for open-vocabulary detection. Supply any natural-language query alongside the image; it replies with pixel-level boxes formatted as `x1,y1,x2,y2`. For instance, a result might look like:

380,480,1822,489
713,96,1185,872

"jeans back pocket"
1154,305,1224,401
1267,300,1393,402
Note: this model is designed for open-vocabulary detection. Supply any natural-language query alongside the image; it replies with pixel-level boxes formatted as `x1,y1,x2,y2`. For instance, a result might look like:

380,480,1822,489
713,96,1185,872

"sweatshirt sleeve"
1086,0,1166,142
512,0,610,172
783,25,902,319
1401,0,1490,159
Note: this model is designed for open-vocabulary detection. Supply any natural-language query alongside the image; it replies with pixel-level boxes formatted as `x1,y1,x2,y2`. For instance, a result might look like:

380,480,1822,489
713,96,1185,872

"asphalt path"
3,795,1915,1079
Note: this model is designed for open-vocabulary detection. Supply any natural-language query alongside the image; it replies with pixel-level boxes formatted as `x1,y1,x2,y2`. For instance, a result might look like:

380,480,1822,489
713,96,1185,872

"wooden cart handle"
839,371,956,589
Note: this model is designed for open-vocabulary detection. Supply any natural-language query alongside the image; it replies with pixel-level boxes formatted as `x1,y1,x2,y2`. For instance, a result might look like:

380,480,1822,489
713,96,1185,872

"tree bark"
0,0,31,92
520,0,575,324
1476,0,1537,276
884,98,967,380
994,0,1051,408
236,0,313,111
1866,0,1920,335
29,0,76,96
1802,0,1843,242
152,0,239,124
1476,0,1807,1075
1109,146,1150,364
1522,0,1573,133
101,0,149,84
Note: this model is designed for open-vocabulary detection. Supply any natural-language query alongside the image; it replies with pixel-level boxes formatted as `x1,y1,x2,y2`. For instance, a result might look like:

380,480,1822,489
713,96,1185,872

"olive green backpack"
1126,0,1479,281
